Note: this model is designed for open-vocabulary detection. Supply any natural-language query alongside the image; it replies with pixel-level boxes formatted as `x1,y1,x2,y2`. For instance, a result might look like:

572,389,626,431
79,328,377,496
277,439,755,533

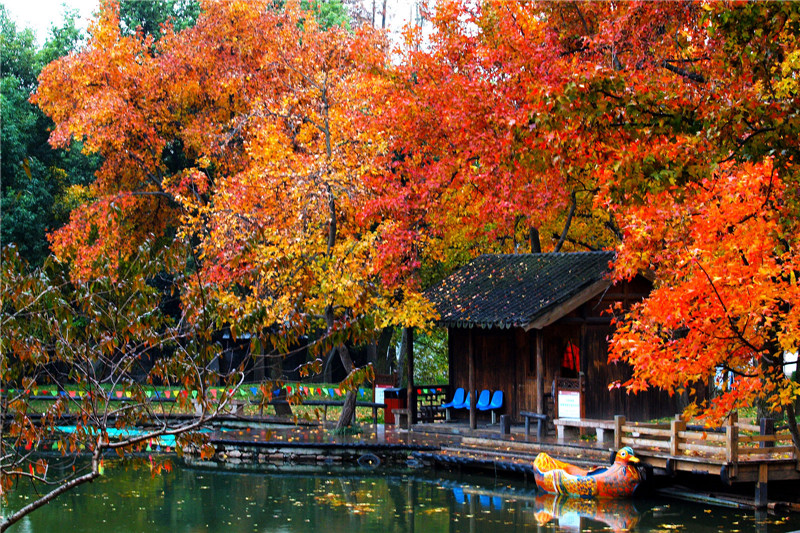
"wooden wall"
446,276,684,423
449,328,524,419
579,324,683,421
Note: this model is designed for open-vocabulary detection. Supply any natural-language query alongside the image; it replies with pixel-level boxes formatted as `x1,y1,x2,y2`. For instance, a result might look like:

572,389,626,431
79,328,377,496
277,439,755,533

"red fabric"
562,342,580,372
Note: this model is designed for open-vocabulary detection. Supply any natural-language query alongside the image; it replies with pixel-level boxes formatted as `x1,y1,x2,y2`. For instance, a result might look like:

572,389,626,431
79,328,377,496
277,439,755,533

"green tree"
118,0,201,38
0,6,97,266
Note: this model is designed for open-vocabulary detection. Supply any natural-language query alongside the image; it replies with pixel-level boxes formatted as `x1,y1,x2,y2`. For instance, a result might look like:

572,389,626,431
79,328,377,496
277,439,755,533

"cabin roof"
426,251,615,330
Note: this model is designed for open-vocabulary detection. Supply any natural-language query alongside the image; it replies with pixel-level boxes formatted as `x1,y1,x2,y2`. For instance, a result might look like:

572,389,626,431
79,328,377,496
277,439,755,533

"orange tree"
600,3,800,446
32,0,432,431
361,1,800,449
359,1,629,287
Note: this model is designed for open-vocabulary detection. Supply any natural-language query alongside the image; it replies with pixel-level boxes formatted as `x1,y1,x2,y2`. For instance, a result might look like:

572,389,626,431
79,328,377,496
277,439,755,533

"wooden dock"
613,413,799,506
412,412,800,508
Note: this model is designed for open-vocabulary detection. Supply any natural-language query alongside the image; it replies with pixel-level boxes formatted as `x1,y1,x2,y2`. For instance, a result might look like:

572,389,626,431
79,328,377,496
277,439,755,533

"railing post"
796,420,800,472
614,415,625,449
671,414,686,457
759,417,775,449
726,412,738,479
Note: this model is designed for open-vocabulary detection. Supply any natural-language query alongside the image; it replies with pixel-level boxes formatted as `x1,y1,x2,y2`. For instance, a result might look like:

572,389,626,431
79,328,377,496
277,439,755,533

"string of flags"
1,385,369,400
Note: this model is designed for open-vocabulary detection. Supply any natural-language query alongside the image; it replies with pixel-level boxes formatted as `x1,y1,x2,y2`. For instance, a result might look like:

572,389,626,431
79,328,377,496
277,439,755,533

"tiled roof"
426,251,615,329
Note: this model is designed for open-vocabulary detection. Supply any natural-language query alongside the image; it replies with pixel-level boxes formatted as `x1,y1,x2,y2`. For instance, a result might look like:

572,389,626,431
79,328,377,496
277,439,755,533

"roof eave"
522,278,613,331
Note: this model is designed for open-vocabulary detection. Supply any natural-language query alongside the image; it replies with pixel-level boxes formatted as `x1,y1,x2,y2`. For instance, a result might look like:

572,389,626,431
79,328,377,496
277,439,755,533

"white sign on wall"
374,386,390,405
558,390,581,419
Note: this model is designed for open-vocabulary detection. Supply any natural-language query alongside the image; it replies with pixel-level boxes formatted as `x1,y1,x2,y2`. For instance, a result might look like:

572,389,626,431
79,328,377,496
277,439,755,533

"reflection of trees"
388,480,408,531
8,464,789,533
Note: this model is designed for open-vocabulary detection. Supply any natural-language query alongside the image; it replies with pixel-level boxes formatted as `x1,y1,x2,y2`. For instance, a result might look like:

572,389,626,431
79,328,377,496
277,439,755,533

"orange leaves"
609,159,800,425
198,444,215,461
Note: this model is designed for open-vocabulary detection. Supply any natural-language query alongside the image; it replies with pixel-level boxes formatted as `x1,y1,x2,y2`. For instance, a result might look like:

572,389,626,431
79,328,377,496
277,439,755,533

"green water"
4,459,800,532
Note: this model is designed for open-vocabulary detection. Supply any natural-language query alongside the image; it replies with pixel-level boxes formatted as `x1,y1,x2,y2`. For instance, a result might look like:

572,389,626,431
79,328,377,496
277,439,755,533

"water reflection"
4,459,800,533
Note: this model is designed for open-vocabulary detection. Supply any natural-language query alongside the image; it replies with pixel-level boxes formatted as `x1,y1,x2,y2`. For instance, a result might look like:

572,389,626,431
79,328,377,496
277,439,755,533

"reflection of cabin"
426,252,683,423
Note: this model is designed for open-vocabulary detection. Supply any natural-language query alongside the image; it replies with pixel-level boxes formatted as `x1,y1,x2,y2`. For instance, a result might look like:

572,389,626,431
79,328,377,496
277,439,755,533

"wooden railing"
613,413,799,464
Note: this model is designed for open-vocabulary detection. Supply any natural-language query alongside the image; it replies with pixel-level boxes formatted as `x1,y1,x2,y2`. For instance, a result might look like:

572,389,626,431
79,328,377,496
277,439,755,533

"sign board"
557,390,581,419
374,385,391,405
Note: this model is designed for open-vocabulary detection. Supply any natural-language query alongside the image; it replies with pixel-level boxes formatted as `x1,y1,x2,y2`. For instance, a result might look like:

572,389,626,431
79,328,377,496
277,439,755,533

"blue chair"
478,390,503,424
475,389,491,410
440,388,465,420
454,391,471,410
440,388,465,409
492,496,503,510
479,495,491,508
453,487,467,505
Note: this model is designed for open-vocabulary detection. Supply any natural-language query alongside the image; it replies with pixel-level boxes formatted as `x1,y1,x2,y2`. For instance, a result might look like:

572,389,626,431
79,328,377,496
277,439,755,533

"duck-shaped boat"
533,447,642,498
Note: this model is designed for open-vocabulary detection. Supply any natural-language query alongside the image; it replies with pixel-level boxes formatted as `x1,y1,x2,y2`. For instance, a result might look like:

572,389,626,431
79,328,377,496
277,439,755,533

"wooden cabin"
426,251,684,423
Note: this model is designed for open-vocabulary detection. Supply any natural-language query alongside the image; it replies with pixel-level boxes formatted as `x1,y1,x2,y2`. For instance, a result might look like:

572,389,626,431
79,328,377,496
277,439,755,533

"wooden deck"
611,413,800,505
411,412,800,508
613,414,799,482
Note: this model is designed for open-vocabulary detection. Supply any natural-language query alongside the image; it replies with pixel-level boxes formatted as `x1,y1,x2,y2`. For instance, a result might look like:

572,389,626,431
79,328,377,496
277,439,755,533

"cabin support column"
406,327,416,425
535,330,544,415
469,328,476,430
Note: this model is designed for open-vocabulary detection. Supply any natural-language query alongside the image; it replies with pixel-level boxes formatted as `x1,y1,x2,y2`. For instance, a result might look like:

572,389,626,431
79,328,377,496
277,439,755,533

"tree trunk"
335,343,357,429
397,328,409,387
337,389,358,429
529,227,541,254
784,401,800,457
374,326,395,375
554,191,577,253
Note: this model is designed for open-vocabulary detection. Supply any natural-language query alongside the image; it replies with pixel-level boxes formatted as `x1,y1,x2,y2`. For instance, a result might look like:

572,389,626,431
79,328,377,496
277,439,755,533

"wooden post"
755,463,769,508
755,417,774,507
670,415,685,457
725,412,738,480
614,415,625,450
406,327,416,425
759,418,775,449
469,328,476,430
535,330,544,415
579,323,586,419
513,329,520,421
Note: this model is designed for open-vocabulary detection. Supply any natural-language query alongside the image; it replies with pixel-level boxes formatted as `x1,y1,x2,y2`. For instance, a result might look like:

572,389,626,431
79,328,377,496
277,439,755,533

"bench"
553,418,615,443
392,408,410,429
519,411,548,440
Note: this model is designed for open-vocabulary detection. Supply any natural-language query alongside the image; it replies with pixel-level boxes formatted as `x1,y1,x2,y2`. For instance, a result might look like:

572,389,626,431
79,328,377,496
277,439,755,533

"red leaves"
609,160,800,423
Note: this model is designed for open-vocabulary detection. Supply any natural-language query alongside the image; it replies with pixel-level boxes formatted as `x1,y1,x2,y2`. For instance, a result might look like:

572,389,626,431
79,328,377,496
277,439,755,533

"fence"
613,412,799,465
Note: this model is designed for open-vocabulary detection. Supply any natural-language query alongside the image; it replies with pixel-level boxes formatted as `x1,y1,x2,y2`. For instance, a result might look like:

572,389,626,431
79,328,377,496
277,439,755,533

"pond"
4,459,800,533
